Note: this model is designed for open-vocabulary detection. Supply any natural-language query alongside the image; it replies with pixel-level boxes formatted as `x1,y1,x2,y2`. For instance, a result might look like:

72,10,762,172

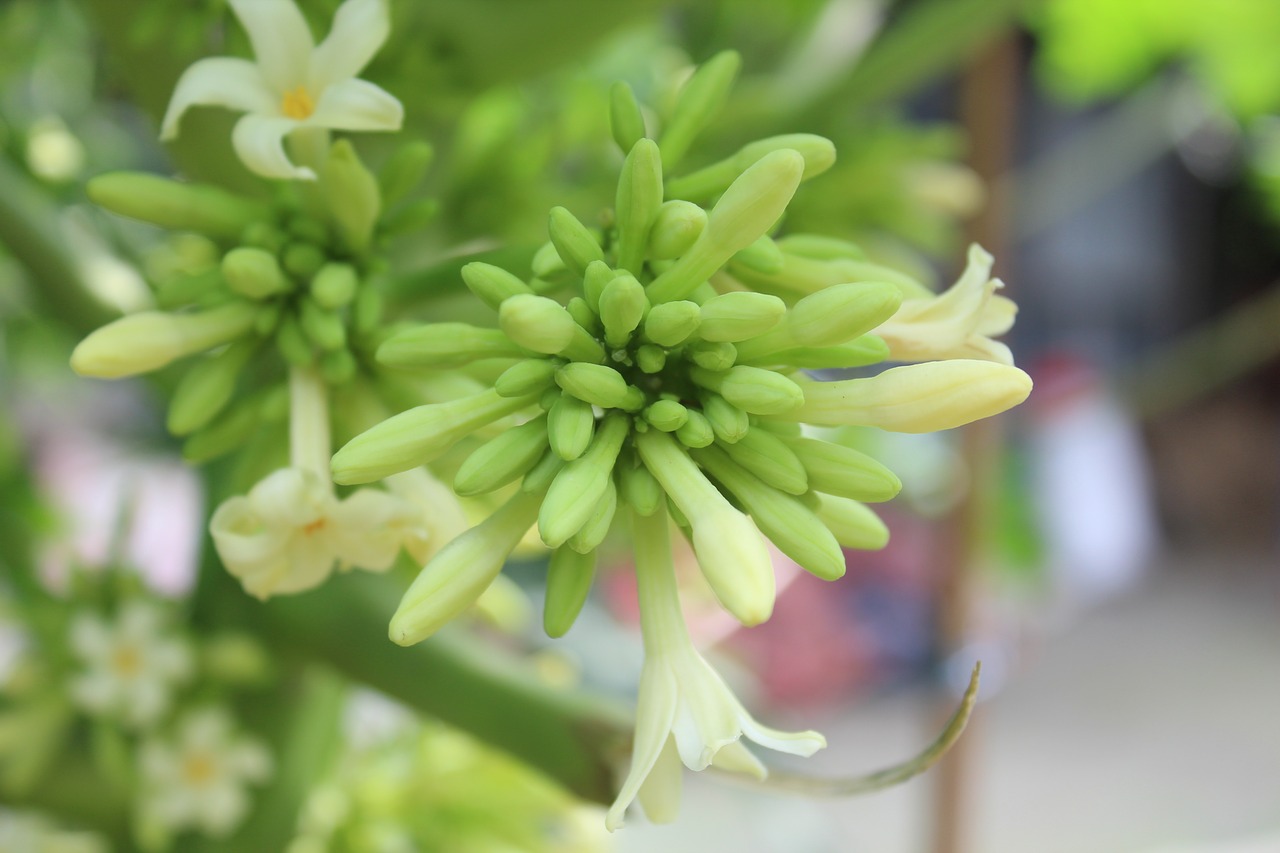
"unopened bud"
222,247,291,299
71,302,256,379
698,292,785,342
454,416,550,496
87,172,268,240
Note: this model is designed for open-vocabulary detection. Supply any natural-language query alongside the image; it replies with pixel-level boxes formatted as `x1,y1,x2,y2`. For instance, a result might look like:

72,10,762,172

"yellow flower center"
181,750,218,786
302,517,328,536
111,645,142,677
281,86,315,120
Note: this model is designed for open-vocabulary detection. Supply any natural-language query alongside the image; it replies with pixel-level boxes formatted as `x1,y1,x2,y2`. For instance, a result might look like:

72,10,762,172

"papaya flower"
160,0,402,180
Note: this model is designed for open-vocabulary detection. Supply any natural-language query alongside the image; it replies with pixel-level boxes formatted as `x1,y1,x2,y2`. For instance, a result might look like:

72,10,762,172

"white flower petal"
307,78,403,132
160,57,275,140
69,671,117,714
636,736,683,824
231,113,314,181
708,739,767,780
228,0,315,93
328,488,418,571
308,0,391,92
247,468,331,529
126,676,169,728
669,653,744,770
197,782,249,837
385,468,470,564
737,715,827,758
210,494,291,578
69,613,110,661
606,663,679,832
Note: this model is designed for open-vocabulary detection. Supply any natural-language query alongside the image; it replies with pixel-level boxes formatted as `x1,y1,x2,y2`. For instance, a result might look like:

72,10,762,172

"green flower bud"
354,285,383,335
544,545,599,638
167,339,256,436
182,395,261,464
598,274,648,348
390,489,543,646
784,436,901,502
379,197,440,239
547,393,596,461
275,313,314,366
378,323,526,368
784,361,1033,432
539,413,628,547
776,234,866,261
222,247,291,300
720,426,808,495
462,262,533,311
813,494,889,550
692,444,846,581
615,139,664,273
686,340,737,371
699,392,748,443
155,268,224,310
690,365,803,414
643,399,689,432
71,301,257,379
288,216,328,244
254,302,282,336
310,263,358,309
642,300,701,347
764,337,890,369
499,294,603,362
636,344,666,373
548,206,604,277
647,149,805,304
733,251,924,298
319,348,356,384
298,297,347,352
580,260,615,313
618,455,663,515
495,358,560,397
566,297,600,334
648,200,707,260
556,362,631,408
788,281,902,346
732,235,786,274
659,50,740,168
522,448,565,493
666,133,837,201
87,172,269,240
241,221,286,253
567,478,617,554
531,241,568,280
675,409,714,448
698,292,786,342
378,140,435,208
454,415,550,496
609,81,648,154
332,389,537,484
321,139,380,255
282,242,327,280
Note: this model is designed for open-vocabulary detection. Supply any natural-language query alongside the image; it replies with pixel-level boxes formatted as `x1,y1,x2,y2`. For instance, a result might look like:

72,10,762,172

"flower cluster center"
281,86,315,120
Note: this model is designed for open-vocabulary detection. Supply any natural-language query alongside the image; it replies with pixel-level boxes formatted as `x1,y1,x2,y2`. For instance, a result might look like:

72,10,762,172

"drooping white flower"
67,601,193,730
874,243,1018,365
138,708,272,838
160,0,402,180
606,510,826,831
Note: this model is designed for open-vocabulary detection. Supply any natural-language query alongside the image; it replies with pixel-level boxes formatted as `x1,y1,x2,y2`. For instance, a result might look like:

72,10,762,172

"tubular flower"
160,0,402,180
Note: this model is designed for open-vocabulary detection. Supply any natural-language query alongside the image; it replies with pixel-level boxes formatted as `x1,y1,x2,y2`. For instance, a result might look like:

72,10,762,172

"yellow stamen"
302,517,328,535
181,751,218,786
281,86,315,120
111,645,142,677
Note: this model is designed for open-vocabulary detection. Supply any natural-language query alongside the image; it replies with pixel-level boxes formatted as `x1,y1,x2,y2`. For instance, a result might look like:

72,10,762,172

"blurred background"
1,1,1278,851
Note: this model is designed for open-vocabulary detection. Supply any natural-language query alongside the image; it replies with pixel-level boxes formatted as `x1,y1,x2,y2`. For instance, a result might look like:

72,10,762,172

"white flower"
67,602,193,730
874,243,1018,365
0,810,109,853
606,510,825,831
160,0,402,180
210,467,424,600
138,709,272,838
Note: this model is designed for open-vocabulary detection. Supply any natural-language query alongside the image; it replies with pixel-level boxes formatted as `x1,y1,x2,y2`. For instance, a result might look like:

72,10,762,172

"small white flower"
210,467,425,599
875,243,1018,365
160,0,402,180
67,602,193,730
0,809,110,853
607,511,825,831
138,709,272,838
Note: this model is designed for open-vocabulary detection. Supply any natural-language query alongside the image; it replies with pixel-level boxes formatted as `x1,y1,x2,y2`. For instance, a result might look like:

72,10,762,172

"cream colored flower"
138,708,271,838
160,0,402,180
67,602,193,730
607,510,825,830
875,243,1018,364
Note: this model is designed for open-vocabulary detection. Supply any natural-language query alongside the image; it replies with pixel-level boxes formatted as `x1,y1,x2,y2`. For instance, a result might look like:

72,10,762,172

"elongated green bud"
659,50,740,168
784,361,1033,432
690,365,803,414
598,274,648,348
310,263,358,309
567,479,617,554
648,200,707,260
320,348,356,384
379,323,525,368
692,445,845,581
462,262,533,310
71,302,257,379
253,303,282,336
634,428,773,625
643,399,688,432
332,389,537,484
298,298,346,352
566,297,599,334
616,139,664,274
379,198,440,238
556,363,629,408
499,295,603,363
787,282,902,346
454,415,550,496
548,207,604,277
675,409,714,448
642,300,700,347
495,358,559,397
390,489,542,645
544,546,599,637
733,252,926,298
540,414,628,547
222,247,291,300
181,397,260,464
698,292,785,342
665,133,837,200
167,340,256,435
813,494,889,550
720,427,808,495
275,313,314,366
609,81,648,154
378,140,434,208
776,234,866,261
699,392,748,443
763,337,889,369
531,241,567,279
155,268,227,311
618,456,663,515
282,243,326,280
732,234,785,274
636,344,666,373
785,436,900,502
87,172,268,240
547,393,596,461
354,285,382,335
522,449,565,493
686,340,736,371
647,149,805,303
322,139,380,255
